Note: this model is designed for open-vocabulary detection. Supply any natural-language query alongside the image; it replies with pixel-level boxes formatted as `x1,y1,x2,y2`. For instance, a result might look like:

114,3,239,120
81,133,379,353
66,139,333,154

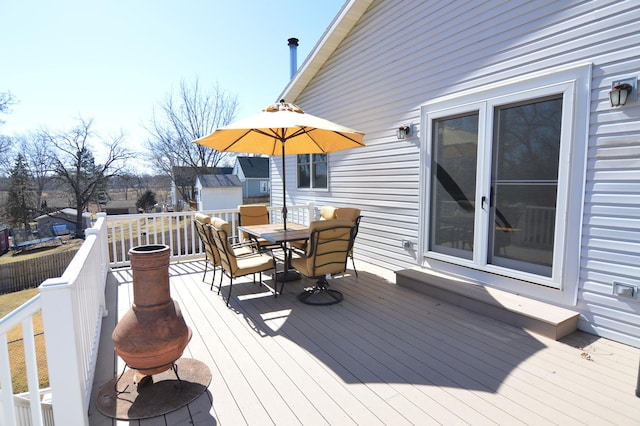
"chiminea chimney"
288,37,299,79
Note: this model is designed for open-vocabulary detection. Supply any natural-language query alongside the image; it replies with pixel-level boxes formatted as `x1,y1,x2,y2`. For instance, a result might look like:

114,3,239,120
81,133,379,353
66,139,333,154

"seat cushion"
235,253,275,276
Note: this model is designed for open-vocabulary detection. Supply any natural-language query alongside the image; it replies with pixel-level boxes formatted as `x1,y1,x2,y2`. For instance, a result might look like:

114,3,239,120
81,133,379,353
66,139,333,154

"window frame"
296,153,329,191
418,63,590,303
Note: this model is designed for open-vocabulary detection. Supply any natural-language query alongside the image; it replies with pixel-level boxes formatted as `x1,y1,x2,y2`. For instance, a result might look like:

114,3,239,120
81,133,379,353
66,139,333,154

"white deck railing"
0,203,315,426
107,204,315,266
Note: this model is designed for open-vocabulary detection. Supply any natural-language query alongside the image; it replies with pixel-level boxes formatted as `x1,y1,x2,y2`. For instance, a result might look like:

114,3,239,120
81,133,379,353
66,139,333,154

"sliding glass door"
428,96,562,279
430,113,478,260
489,97,561,276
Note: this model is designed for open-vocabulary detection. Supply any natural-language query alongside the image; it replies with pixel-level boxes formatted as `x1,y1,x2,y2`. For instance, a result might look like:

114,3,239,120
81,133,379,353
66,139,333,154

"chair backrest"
335,207,361,222
209,218,238,276
335,208,362,250
303,219,356,278
319,205,338,220
238,205,270,240
194,213,219,264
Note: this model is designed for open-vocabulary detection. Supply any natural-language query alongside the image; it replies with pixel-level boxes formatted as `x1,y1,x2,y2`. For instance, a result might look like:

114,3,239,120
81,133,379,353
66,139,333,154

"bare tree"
41,118,135,237
0,91,16,125
0,91,17,174
144,78,239,200
0,135,13,175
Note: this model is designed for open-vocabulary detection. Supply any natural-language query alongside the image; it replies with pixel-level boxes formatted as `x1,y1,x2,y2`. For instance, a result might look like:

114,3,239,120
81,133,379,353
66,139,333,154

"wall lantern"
609,77,637,108
610,83,633,107
396,125,412,140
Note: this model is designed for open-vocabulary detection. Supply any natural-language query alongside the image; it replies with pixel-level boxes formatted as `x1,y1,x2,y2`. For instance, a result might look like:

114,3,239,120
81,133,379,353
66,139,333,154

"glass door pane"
430,113,478,259
489,97,562,276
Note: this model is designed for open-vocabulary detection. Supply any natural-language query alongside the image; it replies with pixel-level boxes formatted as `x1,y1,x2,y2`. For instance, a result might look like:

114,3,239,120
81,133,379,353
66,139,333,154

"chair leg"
216,271,224,294
209,265,217,291
298,278,344,305
351,255,358,277
226,277,233,306
202,257,209,282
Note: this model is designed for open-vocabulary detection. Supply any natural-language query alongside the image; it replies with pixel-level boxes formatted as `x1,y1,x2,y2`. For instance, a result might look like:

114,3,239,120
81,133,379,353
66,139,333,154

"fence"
0,250,78,294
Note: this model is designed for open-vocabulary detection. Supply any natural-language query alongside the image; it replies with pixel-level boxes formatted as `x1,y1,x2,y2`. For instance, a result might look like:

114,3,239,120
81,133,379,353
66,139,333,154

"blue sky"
0,1,345,151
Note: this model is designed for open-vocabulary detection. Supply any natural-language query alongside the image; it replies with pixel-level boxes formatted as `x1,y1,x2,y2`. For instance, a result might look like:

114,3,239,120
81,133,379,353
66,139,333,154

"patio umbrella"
193,100,365,229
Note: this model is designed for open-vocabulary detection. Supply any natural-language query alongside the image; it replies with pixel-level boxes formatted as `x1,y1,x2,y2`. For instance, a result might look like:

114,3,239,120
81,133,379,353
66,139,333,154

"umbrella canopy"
193,100,365,227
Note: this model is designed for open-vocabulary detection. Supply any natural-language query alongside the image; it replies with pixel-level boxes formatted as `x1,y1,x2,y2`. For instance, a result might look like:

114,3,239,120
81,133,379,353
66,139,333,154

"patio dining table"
237,222,309,295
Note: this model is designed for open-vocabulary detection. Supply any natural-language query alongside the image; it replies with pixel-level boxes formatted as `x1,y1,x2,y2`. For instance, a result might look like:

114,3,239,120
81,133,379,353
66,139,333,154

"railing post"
0,333,17,424
86,215,109,317
40,277,89,426
307,201,316,223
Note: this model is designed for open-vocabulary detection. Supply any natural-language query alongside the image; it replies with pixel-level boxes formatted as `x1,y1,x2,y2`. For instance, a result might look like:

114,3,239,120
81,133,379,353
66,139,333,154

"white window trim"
418,63,591,305
296,154,330,192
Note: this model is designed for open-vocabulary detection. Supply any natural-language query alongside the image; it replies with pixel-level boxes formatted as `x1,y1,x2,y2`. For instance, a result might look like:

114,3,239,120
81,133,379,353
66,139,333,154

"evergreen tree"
5,154,35,230
136,190,157,212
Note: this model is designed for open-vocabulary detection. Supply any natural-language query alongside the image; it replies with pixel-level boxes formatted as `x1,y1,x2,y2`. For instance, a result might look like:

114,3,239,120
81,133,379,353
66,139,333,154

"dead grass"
0,237,83,266
0,288,49,393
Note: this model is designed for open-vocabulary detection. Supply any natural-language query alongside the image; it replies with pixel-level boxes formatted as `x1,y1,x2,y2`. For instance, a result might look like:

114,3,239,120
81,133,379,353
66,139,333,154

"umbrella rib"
295,128,365,152
218,128,256,151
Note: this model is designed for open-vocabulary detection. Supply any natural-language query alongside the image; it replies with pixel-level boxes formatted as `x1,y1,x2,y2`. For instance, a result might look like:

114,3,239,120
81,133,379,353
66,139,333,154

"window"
421,64,589,293
297,154,328,189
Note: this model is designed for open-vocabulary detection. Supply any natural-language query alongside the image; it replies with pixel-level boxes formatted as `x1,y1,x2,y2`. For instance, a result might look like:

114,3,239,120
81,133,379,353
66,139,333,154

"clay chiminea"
112,244,192,382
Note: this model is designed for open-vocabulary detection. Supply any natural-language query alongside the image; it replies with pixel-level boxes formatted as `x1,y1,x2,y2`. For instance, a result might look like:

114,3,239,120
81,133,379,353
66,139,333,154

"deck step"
395,268,579,340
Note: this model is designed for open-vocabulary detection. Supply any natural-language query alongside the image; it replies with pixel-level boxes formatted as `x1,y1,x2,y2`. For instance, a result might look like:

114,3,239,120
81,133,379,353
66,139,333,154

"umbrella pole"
281,142,287,230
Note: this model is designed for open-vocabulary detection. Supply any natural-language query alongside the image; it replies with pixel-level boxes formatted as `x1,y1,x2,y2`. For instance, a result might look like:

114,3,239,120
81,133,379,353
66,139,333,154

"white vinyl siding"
282,0,640,347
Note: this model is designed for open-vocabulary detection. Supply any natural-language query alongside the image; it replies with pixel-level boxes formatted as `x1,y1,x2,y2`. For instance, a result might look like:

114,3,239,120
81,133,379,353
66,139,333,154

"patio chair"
209,217,276,306
335,207,362,277
290,219,357,305
238,205,282,252
193,213,220,287
290,205,339,254
319,205,338,220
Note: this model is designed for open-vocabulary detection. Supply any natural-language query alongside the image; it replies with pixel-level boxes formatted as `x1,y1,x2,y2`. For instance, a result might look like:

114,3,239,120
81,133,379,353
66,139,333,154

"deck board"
89,259,640,425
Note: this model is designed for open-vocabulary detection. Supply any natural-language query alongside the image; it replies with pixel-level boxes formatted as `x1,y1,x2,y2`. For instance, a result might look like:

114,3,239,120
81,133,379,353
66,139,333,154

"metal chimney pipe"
288,37,299,79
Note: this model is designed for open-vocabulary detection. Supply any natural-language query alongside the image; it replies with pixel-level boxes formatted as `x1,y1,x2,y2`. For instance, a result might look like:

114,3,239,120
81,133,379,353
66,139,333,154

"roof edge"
278,0,373,103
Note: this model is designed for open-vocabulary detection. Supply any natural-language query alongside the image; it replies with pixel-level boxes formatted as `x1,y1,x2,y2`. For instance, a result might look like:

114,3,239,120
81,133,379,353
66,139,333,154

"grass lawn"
0,288,49,393
0,236,82,266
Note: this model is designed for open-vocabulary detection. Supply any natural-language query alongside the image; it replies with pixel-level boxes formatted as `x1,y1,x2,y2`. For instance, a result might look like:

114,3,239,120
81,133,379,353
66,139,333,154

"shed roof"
197,174,242,188
172,166,233,186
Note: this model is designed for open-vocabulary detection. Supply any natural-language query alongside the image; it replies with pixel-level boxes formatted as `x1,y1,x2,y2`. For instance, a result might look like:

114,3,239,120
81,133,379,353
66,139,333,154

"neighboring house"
103,200,138,215
233,156,271,202
278,1,640,347
35,208,92,236
194,174,243,211
170,166,233,210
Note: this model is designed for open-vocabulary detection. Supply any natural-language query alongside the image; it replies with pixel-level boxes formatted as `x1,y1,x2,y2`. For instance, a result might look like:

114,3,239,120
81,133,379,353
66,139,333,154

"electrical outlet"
402,239,413,249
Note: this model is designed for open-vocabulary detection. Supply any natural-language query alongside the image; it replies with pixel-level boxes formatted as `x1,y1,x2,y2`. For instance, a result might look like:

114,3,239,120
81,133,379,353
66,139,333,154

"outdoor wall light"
609,82,633,107
396,125,412,140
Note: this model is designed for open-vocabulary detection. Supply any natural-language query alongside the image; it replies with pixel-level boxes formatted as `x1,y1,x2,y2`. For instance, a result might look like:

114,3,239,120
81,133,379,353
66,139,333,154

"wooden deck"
89,259,640,425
